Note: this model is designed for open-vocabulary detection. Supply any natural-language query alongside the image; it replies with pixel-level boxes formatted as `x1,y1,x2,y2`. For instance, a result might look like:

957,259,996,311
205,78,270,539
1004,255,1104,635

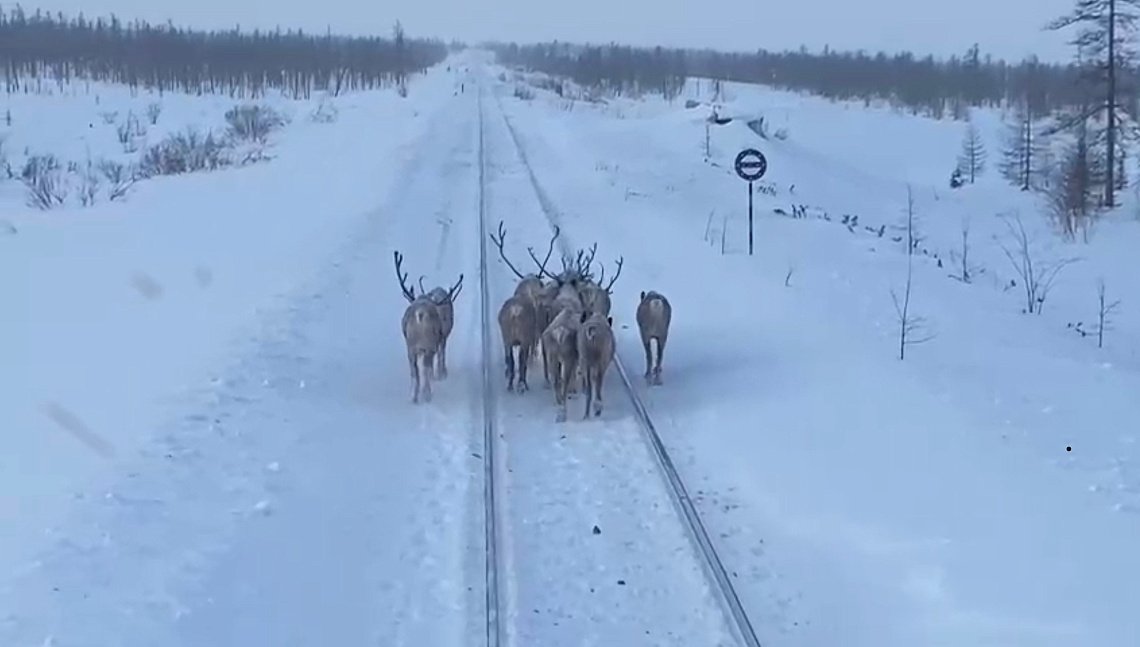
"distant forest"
0,6,449,98
489,41,1124,120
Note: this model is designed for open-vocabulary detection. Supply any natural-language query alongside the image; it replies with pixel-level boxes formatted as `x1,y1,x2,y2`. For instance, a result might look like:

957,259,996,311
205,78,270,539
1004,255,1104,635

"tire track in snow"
476,74,743,647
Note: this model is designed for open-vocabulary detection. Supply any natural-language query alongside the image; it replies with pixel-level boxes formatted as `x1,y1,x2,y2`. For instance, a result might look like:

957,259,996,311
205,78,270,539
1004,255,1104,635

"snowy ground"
496,70,1140,644
6,49,1140,647
0,55,473,635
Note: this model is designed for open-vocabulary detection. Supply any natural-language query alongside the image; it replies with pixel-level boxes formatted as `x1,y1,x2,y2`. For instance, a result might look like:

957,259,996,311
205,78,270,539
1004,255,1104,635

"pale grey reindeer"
579,256,622,317
497,293,538,392
533,245,598,394
577,311,616,419
395,251,444,403
417,274,463,379
635,290,672,386
541,306,582,422
489,220,561,367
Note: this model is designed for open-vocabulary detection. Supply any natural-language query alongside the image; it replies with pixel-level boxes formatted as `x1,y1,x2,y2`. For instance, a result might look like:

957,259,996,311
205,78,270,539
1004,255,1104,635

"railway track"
475,76,763,647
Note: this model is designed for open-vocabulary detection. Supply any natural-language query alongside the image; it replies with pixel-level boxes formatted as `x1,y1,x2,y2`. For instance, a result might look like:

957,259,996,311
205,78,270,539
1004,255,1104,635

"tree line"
492,0,1140,236
0,6,449,99
489,41,1108,119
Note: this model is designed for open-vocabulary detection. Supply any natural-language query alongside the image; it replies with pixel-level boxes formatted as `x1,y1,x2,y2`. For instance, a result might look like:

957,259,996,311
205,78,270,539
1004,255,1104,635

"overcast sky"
37,0,1078,63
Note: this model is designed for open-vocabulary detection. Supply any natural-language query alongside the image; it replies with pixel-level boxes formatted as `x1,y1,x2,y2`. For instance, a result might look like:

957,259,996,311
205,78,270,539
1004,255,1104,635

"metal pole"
748,181,754,256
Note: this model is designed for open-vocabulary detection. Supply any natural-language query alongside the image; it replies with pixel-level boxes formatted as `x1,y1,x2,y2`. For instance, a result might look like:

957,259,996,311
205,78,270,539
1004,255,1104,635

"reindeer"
497,294,538,392
580,256,622,317
489,221,560,366
417,274,463,379
394,251,444,403
527,242,599,393
577,311,615,418
541,306,582,422
635,290,672,386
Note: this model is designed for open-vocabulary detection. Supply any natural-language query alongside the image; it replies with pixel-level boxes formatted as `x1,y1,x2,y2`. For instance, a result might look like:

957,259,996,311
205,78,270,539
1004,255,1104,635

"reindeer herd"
394,221,673,422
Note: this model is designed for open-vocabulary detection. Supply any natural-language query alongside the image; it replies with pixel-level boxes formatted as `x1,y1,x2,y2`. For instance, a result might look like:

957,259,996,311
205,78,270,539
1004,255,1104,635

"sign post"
733,148,768,256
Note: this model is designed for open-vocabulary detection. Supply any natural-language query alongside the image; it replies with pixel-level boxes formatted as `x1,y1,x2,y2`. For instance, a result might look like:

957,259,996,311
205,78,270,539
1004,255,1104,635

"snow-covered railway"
476,77,762,647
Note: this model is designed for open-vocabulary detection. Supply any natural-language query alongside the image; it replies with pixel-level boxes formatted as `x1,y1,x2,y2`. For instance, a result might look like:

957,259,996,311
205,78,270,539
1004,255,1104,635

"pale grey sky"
38,0,1078,63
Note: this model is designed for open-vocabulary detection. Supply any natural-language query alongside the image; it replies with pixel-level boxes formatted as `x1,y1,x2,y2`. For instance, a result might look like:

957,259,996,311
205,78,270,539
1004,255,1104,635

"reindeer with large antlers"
490,221,561,370
580,256,622,317
394,251,444,403
417,274,464,379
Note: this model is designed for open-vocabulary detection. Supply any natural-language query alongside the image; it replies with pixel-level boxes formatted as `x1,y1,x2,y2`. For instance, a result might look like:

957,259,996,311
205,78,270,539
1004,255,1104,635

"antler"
447,274,464,300
393,251,416,302
418,275,427,295
602,256,623,292
573,243,598,280
525,225,561,279
488,220,528,280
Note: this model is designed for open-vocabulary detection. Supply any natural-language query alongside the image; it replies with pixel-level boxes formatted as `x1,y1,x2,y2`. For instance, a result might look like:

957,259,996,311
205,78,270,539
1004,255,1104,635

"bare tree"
1045,0,1140,208
957,119,987,183
995,211,1080,314
950,215,982,283
891,186,935,360
1095,278,1122,347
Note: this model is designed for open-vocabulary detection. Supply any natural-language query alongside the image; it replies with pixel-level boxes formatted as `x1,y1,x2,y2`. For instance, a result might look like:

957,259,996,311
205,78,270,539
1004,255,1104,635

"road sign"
733,148,768,256
734,148,768,182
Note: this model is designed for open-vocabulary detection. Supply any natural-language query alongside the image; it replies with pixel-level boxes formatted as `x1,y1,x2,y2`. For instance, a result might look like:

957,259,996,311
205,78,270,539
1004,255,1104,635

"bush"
21,154,67,210
97,159,140,201
138,127,231,177
224,104,285,143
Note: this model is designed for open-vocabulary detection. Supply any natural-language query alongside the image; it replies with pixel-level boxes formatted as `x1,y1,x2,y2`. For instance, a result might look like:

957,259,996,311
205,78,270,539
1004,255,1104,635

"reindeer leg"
653,336,667,386
504,344,515,392
554,359,568,423
593,366,605,417
582,366,593,420
438,336,448,379
518,344,530,393
422,350,435,402
542,344,552,389
409,348,420,404
642,338,653,383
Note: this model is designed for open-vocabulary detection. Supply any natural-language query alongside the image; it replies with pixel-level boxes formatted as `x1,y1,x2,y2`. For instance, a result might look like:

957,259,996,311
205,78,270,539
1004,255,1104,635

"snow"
484,101,735,645
0,54,471,634
495,72,1140,644
5,49,1140,647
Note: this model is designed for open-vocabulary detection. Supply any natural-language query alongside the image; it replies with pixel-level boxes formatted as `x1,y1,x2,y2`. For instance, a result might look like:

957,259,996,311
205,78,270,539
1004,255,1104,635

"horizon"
23,0,1079,65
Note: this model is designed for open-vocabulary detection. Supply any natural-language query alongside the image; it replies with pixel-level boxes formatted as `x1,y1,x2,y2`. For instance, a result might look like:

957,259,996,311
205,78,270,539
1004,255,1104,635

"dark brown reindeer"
394,251,444,403
417,274,463,379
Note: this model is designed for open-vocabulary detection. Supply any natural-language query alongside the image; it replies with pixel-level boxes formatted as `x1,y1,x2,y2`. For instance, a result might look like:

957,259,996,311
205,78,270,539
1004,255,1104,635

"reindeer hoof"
506,383,514,393
518,382,529,393
423,390,433,403
556,411,567,423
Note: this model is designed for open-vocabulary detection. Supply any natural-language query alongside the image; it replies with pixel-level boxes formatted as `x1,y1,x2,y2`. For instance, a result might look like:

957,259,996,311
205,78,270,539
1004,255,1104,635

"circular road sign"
734,148,768,182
